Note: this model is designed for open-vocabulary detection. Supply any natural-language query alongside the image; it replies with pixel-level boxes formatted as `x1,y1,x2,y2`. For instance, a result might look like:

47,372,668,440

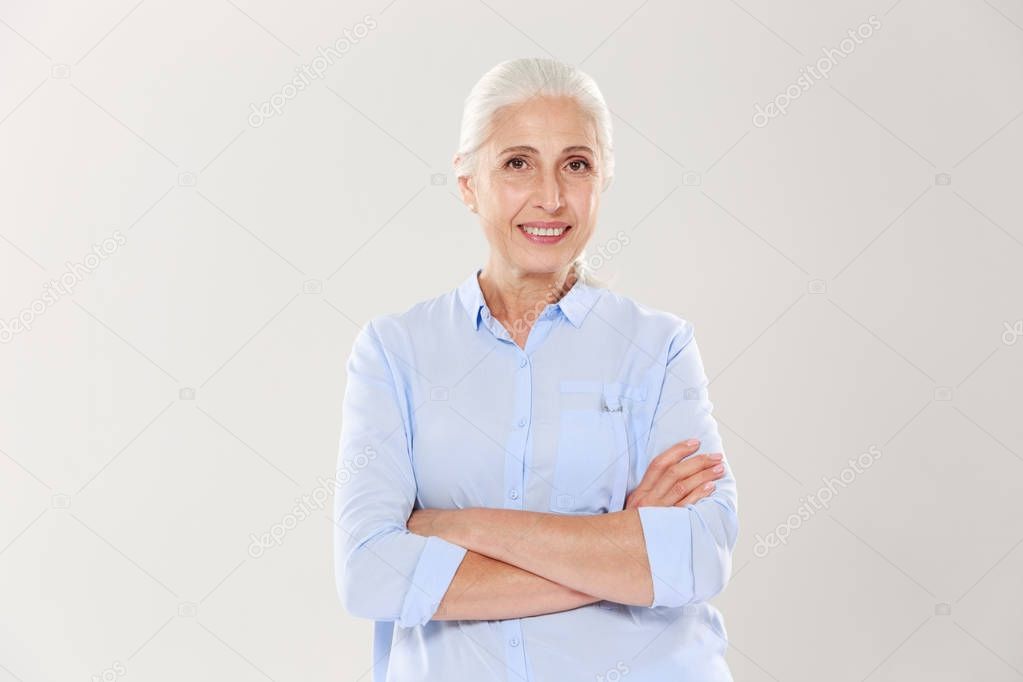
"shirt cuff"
638,506,694,608
397,535,468,628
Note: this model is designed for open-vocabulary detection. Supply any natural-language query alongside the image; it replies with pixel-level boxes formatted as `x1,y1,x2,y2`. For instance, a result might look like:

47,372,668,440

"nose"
533,166,562,213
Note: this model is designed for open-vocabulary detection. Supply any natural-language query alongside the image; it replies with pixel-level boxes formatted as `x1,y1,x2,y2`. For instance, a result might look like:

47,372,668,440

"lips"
517,222,571,243
519,221,570,229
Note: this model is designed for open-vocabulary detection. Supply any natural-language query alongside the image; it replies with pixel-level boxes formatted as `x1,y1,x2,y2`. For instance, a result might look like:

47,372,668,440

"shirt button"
519,357,527,368
509,489,519,500
517,417,526,427
509,637,519,647
482,309,490,318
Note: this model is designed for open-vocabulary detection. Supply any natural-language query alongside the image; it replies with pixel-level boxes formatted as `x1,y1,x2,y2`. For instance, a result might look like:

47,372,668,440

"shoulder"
592,286,696,351
357,287,458,350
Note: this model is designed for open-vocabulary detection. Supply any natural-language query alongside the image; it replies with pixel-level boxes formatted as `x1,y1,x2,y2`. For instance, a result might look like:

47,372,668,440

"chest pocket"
549,380,647,514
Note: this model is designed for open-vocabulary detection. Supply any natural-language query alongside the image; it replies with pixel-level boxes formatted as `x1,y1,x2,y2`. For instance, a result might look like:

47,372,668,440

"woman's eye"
504,157,591,172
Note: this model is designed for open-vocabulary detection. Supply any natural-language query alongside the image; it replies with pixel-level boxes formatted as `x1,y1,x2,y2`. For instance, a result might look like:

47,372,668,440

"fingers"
648,452,723,503
629,459,724,509
674,480,715,507
650,440,703,473
673,461,727,506
628,440,729,509
635,440,701,494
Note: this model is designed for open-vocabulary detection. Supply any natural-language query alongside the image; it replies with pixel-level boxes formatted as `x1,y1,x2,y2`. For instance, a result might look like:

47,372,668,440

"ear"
457,174,477,209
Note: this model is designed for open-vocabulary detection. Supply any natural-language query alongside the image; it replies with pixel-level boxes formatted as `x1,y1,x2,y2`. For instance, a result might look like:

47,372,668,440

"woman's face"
459,96,602,279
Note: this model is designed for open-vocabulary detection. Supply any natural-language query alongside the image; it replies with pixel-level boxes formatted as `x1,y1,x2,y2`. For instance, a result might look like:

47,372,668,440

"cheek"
492,185,530,220
569,186,599,221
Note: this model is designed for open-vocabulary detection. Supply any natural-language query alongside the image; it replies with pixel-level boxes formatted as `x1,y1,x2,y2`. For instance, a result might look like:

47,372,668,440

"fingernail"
704,482,715,491
712,464,724,473
685,439,700,447
709,453,723,460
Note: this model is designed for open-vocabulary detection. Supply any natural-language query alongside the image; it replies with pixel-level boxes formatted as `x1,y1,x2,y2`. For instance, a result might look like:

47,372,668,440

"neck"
477,262,578,330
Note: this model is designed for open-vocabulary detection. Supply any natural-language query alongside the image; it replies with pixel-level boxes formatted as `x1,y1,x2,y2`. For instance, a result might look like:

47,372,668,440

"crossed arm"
335,318,738,628
410,508,651,621
407,439,728,620
428,547,604,621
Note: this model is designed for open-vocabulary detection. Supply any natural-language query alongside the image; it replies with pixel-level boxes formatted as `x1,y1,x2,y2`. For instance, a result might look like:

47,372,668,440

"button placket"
503,357,531,512
500,347,531,680
502,620,528,680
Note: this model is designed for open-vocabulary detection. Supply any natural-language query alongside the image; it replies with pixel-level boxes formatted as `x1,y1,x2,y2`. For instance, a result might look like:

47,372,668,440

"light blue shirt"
334,267,739,681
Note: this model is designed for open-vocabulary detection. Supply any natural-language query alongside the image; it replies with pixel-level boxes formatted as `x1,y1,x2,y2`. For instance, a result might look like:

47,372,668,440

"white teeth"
520,225,567,237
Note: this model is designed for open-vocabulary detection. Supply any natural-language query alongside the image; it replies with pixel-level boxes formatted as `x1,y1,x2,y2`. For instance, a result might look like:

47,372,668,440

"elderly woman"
334,57,739,681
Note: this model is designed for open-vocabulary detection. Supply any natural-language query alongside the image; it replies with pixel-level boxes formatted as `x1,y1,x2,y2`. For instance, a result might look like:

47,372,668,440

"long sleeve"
636,319,740,608
333,318,467,628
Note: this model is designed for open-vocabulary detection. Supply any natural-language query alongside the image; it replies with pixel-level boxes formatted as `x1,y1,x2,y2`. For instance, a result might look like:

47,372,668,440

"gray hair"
453,57,615,289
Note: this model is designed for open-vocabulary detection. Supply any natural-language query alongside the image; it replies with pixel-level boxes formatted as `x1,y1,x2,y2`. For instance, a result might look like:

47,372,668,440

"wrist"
449,507,479,549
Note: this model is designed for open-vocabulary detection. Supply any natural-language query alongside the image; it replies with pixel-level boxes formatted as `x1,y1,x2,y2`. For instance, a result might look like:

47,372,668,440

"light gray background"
2,1,1022,680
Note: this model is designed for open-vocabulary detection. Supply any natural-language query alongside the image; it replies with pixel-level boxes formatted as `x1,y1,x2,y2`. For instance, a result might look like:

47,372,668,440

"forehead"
486,96,597,151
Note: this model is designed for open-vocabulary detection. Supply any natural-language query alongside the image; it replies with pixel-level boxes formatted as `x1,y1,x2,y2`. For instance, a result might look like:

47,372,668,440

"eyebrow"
498,145,595,156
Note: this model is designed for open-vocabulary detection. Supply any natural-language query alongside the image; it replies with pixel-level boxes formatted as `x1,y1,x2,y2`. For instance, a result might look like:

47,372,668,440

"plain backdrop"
2,1,1022,680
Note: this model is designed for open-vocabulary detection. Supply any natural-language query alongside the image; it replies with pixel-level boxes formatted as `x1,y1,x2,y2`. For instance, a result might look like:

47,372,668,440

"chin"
515,259,575,276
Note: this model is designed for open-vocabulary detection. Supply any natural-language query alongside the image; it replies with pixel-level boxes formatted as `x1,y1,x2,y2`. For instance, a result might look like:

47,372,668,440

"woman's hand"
625,439,726,509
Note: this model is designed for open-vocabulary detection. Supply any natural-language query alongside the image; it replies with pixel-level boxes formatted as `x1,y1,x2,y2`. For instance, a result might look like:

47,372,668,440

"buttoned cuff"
397,535,468,628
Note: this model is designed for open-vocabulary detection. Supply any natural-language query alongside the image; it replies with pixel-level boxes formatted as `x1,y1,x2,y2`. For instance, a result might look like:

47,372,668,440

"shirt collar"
456,267,601,330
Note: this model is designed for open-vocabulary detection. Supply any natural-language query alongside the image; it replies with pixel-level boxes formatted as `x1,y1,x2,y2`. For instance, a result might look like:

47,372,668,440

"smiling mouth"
517,224,571,240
